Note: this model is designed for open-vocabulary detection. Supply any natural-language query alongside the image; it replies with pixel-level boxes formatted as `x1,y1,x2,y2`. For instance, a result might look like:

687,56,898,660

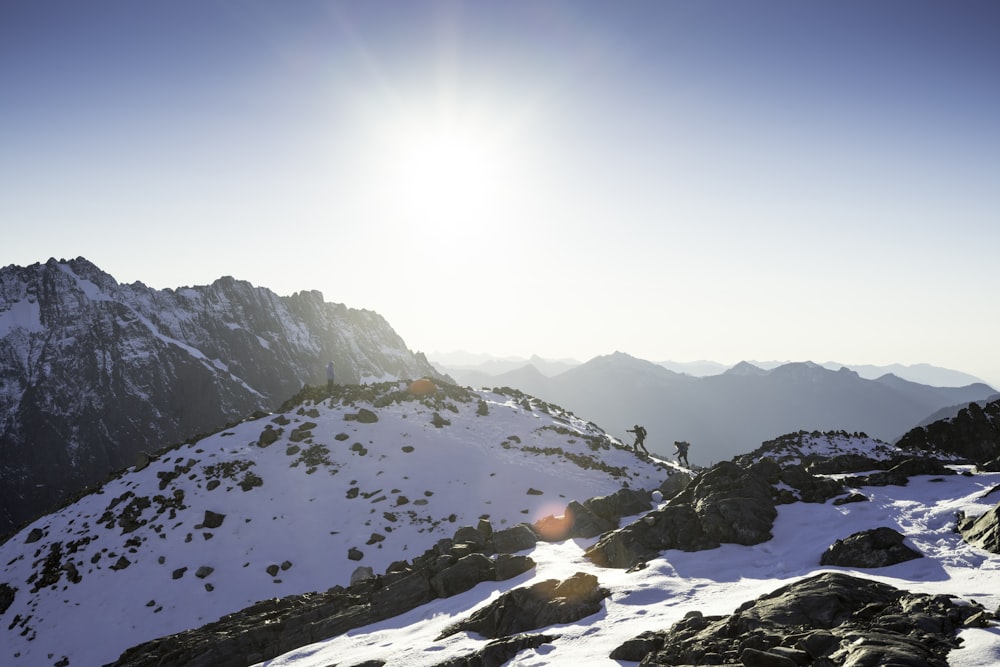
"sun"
359,101,523,239
388,119,509,222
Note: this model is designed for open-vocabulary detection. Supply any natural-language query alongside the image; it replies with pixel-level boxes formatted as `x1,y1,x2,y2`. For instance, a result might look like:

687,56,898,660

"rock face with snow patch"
0,257,445,535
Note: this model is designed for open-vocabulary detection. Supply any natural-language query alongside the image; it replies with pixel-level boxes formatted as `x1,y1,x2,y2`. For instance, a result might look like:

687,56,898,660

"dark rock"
356,408,379,424
565,500,615,538
493,554,535,581
430,553,494,598
430,633,556,667
437,572,609,640
372,570,432,615
740,647,797,667
199,510,225,529
492,524,537,554
258,427,280,448
25,527,44,544
957,502,1000,553
609,630,664,661
820,527,923,568
195,566,214,579
833,492,868,506
171,567,186,579
348,547,364,561
452,525,486,548
584,487,651,521
617,572,985,666
0,582,15,614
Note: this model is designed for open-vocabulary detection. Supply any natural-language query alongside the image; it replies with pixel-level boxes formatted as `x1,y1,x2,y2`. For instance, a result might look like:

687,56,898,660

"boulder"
820,526,923,568
492,524,537,554
437,572,609,640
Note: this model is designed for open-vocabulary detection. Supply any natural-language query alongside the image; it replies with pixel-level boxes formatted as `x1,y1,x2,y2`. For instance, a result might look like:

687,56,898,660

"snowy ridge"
0,381,665,667
731,429,944,471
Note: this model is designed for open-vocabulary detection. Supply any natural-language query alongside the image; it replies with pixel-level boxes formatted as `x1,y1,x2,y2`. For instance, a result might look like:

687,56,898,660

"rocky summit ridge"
0,257,444,535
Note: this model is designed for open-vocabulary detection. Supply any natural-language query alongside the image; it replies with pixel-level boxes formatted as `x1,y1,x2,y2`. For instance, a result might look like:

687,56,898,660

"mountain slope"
124,430,1000,666
0,258,444,535
0,381,666,667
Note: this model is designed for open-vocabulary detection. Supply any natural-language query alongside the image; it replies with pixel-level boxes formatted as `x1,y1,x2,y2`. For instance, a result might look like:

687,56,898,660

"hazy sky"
3,1,999,385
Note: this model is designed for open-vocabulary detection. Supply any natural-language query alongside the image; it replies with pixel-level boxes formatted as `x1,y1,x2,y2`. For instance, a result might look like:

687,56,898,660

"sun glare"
390,120,508,220
357,100,529,247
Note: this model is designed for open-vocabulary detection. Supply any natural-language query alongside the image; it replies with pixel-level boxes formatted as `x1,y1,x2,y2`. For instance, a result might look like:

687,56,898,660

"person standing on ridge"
626,424,649,455
326,361,336,391
674,440,690,467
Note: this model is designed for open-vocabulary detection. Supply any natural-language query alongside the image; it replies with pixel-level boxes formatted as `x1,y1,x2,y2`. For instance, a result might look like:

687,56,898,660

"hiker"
674,440,690,467
626,424,649,455
326,361,335,391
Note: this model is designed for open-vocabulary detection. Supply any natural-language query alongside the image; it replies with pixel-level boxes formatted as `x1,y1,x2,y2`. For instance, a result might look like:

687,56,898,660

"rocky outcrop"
957,501,1000,553
109,518,537,667
0,258,446,535
897,398,1000,464
585,460,781,568
820,526,923,568
611,572,990,665
436,572,609,640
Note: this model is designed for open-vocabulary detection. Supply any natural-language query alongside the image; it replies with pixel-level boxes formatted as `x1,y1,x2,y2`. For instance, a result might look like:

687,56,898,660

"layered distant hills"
0,258,446,535
434,352,997,465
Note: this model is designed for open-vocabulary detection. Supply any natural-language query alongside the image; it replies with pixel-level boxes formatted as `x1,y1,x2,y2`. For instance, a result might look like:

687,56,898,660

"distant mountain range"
433,352,998,465
0,258,445,536
432,352,989,387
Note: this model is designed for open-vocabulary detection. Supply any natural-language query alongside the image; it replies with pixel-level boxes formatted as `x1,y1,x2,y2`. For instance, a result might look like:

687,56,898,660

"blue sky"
2,1,999,385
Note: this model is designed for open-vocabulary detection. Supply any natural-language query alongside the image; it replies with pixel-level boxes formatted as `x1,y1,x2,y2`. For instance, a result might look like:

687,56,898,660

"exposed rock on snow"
957,501,1000,554
436,572,609,640
612,571,988,666
819,526,923,568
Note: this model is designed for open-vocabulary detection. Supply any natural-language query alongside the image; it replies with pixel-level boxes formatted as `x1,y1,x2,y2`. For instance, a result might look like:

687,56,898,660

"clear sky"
2,1,999,386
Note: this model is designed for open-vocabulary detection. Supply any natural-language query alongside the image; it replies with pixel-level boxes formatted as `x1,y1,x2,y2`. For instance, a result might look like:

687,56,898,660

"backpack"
637,426,647,438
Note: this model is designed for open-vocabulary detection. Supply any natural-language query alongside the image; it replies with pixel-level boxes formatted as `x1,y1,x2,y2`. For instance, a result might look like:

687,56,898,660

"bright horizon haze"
3,1,998,387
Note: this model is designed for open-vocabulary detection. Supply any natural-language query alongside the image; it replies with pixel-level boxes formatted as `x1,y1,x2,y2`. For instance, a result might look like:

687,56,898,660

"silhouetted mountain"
0,258,445,535
457,353,996,465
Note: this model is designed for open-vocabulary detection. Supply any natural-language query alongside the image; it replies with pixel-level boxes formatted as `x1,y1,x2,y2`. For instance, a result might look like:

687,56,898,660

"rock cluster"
611,571,991,666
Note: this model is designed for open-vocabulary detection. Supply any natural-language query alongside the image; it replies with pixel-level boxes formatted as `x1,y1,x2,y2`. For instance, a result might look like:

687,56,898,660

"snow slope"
0,382,665,667
256,459,1000,667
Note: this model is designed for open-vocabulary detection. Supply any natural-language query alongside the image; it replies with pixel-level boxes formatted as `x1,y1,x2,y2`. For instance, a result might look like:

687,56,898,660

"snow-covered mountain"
0,258,445,536
0,380,666,667
3,382,1000,667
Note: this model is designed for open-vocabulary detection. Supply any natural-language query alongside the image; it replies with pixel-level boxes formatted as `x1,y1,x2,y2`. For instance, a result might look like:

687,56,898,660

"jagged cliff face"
0,257,444,535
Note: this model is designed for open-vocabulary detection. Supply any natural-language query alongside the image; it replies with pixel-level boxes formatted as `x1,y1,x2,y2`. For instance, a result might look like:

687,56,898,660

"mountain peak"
724,360,768,376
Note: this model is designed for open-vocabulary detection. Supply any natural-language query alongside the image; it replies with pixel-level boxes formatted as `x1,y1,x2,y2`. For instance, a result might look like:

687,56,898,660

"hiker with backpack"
673,440,690,467
626,424,649,455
